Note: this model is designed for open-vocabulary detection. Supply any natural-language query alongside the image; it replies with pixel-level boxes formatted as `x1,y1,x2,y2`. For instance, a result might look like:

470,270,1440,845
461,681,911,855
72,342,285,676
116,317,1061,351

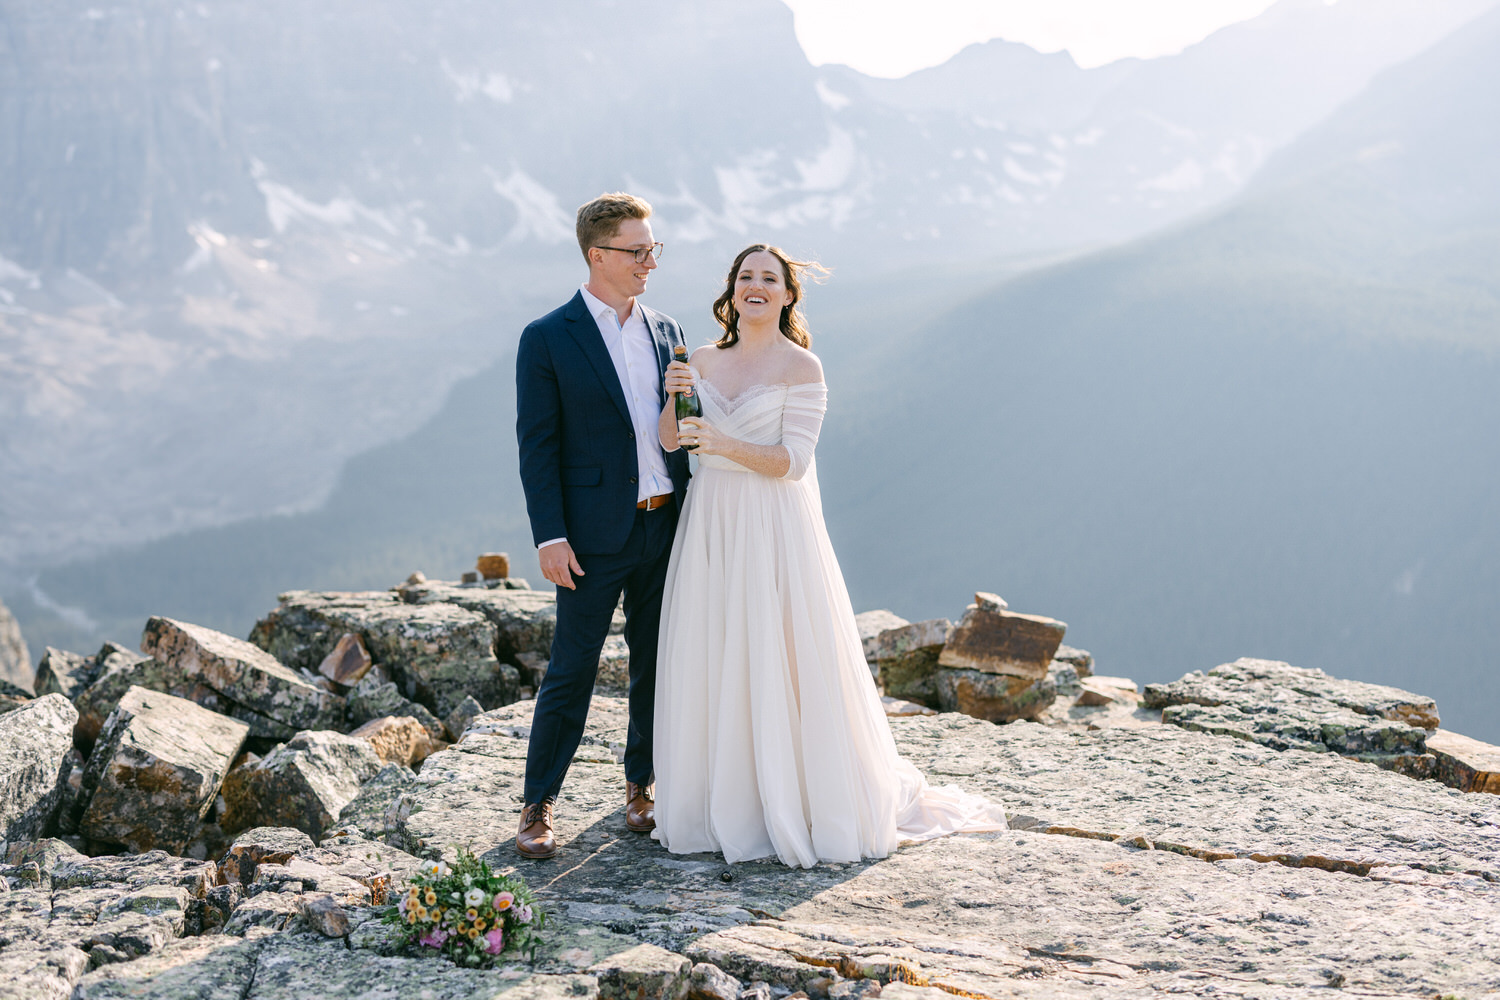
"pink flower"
493,891,515,911
419,928,450,948
514,904,533,924
397,895,408,914
484,927,505,955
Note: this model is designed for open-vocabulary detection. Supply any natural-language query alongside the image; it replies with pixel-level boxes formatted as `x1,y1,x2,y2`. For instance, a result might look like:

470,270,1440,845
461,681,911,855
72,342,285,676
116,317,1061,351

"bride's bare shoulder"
688,344,722,372
781,345,824,386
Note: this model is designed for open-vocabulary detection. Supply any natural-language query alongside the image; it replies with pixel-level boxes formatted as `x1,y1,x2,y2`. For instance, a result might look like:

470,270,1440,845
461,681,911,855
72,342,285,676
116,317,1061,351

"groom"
513,192,690,859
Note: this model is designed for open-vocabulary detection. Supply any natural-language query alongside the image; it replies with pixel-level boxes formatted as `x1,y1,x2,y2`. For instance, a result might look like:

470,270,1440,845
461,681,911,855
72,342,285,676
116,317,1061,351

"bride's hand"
664,360,696,397
677,417,727,455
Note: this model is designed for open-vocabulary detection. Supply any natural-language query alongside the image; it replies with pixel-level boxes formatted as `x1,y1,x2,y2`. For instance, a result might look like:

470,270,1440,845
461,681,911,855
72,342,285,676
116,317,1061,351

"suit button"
628,431,635,440
629,477,638,484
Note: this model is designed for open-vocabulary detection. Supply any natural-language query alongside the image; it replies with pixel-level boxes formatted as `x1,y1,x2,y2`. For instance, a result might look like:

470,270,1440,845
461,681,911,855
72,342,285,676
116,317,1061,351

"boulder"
300,892,352,937
77,686,249,854
218,826,316,885
72,648,216,751
221,731,383,841
346,678,445,741
935,667,1058,723
348,715,443,768
476,552,511,580
0,692,77,843
869,619,951,707
688,962,743,1000
142,617,344,736
1052,644,1094,678
317,632,372,686
1426,729,1500,794
250,590,512,717
34,646,99,701
1075,675,1140,708
854,609,909,661
0,596,29,693
592,943,692,1000
443,694,484,741
937,595,1067,682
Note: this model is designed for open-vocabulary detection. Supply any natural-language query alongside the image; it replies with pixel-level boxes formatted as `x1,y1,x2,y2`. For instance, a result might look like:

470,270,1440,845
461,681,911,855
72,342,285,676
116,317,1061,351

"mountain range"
5,0,1498,740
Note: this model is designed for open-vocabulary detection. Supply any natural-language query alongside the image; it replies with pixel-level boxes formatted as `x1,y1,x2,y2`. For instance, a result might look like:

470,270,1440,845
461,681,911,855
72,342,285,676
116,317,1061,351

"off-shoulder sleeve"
780,382,828,481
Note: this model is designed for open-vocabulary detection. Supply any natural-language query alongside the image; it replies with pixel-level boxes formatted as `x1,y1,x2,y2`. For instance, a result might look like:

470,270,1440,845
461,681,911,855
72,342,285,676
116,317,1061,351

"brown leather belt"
637,493,673,510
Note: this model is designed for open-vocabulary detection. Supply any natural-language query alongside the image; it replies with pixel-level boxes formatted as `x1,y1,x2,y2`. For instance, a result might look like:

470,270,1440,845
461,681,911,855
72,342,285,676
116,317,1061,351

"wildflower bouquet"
384,848,545,966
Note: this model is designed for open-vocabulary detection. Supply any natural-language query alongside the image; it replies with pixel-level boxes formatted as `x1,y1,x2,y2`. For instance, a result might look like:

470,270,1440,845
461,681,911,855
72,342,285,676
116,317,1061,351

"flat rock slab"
142,617,343,735
937,601,1066,681
78,686,249,854
1146,659,1440,755
0,693,76,844
385,696,1500,997
1429,728,1500,794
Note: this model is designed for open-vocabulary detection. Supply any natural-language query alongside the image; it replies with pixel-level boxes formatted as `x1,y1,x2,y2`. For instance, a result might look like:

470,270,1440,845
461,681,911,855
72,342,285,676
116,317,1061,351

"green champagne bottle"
672,344,702,450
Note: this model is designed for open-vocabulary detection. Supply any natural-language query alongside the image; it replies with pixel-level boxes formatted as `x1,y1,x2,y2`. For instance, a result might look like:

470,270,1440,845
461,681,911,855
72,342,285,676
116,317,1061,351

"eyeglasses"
596,243,665,264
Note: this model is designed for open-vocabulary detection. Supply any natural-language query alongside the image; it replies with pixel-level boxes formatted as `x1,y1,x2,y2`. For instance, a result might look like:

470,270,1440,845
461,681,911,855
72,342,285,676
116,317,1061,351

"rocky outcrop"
0,693,76,844
0,597,29,693
76,686,248,854
1427,729,1500,793
346,678,445,740
142,616,345,737
1145,657,1438,772
221,731,383,841
250,590,516,718
934,595,1065,723
71,645,207,751
348,715,443,768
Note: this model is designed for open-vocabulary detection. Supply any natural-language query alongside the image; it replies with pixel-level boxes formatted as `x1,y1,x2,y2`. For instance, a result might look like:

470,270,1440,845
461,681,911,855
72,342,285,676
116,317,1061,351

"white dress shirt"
538,286,674,552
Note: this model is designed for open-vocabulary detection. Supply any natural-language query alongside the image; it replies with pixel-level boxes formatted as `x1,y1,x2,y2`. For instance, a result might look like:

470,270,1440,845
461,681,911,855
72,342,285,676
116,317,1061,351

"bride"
651,244,1007,868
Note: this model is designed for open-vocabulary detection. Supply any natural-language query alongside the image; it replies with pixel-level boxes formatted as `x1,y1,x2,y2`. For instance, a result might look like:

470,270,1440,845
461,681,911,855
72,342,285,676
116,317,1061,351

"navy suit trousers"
523,503,678,803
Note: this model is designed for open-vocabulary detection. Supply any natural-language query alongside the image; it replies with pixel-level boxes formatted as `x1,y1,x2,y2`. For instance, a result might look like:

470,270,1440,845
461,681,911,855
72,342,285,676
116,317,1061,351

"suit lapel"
641,305,675,407
563,292,632,426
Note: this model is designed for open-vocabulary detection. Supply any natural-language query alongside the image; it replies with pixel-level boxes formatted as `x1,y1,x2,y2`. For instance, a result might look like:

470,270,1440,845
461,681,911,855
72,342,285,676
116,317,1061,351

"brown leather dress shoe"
625,781,655,832
516,800,557,859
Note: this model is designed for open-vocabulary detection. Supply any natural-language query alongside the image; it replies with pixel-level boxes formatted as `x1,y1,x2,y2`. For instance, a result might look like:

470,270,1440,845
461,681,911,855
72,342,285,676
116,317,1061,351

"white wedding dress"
652,373,1008,868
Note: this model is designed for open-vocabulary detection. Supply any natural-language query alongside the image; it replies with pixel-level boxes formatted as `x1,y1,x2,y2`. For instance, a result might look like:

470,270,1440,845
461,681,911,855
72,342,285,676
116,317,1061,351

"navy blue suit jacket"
516,292,691,556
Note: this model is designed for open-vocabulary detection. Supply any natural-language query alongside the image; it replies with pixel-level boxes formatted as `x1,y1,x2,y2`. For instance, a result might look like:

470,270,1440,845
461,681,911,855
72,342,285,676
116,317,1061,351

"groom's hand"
540,541,585,591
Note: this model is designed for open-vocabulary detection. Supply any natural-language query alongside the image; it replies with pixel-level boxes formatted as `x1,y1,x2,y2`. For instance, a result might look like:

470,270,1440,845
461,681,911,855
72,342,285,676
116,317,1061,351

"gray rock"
1428,728,1500,794
1145,657,1436,766
251,589,512,717
34,646,98,701
934,667,1057,723
1045,661,1081,697
221,731,383,841
688,961,742,1000
854,610,909,661
0,940,89,1000
0,597,29,694
347,677,446,740
301,892,352,936
1051,644,1093,678
869,619,951,707
142,616,344,735
76,686,248,854
336,762,417,843
443,694,484,741
218,826,316,884
0,693,77,844
937,598,1066,682
70,933,263,1000
592,943,692,1000
72,646,206,751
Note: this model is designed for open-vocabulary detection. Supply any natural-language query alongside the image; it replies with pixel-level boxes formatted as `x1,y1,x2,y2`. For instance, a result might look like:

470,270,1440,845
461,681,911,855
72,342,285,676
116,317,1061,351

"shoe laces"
522,800,553,826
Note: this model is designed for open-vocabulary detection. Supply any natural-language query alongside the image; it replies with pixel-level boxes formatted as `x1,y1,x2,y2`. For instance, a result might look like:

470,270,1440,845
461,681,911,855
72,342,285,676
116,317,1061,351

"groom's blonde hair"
576,192,652,263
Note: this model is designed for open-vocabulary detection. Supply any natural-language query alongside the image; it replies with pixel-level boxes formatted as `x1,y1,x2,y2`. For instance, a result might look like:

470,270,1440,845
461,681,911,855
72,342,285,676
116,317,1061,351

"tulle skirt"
652,462,1007,868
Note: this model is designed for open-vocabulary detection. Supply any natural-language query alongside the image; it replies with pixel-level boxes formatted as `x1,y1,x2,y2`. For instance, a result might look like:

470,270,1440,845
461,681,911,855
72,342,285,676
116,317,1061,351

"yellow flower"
406,910,418,925
465,907,479,922
415,905,428,921
467,927,480,940
456,922,468,934
424,889,437,906
474,918,487,931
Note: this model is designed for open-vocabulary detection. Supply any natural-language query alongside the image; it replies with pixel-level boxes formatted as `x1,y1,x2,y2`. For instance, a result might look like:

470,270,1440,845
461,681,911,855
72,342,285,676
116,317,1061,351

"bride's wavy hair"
711,244,828,349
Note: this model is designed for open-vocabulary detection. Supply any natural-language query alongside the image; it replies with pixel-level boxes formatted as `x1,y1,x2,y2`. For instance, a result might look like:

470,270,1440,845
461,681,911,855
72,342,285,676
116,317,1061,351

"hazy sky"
783,0,1287,75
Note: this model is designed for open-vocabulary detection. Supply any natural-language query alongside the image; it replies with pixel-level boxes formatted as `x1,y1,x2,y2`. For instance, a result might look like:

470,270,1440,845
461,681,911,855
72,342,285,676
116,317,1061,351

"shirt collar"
579,284,640,327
